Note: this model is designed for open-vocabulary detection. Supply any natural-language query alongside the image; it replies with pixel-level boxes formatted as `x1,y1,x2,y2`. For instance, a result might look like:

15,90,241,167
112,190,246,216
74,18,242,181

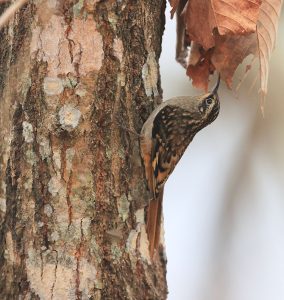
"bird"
140,75,221,258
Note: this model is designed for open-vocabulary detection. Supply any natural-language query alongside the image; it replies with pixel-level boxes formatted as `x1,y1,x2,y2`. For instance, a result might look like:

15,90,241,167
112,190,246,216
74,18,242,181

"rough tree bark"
0,1,167,299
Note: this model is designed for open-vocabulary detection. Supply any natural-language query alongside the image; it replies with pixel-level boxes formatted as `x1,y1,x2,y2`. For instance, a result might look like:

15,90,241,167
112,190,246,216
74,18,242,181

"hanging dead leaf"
170,0,283,109
169,0,180,18
212,0,262,35
187,48,215,90
211,33,257,88
183,0,216,49
257,0,283,111
183,0,262,50
175,0,190,67
187,33,257,90
188,42,202,66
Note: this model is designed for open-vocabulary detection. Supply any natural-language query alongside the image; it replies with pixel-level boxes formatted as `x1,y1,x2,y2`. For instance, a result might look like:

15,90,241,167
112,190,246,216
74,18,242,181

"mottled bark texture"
0,1,167,299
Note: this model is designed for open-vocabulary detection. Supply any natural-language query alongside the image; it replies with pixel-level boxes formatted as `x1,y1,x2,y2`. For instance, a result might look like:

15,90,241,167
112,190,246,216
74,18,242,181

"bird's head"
198,75,220,125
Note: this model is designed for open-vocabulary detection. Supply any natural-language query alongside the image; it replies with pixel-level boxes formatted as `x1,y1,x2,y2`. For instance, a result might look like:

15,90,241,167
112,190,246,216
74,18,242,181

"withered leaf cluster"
170,0,283,103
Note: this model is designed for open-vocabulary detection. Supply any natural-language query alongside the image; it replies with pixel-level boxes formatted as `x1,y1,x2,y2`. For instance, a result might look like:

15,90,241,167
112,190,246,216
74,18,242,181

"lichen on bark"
0,1,167,299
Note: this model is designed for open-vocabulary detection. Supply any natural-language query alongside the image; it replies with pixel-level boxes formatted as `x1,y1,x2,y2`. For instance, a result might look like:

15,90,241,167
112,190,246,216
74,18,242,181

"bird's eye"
206,98,213,105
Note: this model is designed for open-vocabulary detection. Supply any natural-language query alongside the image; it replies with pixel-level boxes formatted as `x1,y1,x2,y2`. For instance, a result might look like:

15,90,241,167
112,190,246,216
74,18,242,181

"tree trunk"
0,1,167,299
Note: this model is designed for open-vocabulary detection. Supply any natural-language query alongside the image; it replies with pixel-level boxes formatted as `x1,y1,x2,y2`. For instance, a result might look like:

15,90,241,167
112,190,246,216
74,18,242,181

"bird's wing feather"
151,104,197,196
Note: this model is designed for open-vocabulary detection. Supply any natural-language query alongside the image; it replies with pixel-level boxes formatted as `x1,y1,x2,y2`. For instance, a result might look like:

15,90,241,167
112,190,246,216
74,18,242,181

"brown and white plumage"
140,76,221,257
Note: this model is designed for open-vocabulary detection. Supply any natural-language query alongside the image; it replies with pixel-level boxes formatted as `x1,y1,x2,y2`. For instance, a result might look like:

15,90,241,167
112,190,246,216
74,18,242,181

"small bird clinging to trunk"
140,75,221,258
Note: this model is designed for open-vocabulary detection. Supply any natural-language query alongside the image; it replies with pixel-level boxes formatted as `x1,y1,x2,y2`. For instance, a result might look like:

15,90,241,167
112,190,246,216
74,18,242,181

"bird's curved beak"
212,74,221,95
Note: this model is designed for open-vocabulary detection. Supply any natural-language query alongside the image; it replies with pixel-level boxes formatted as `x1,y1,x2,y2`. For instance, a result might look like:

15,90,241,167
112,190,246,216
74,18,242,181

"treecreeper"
140,76,221,257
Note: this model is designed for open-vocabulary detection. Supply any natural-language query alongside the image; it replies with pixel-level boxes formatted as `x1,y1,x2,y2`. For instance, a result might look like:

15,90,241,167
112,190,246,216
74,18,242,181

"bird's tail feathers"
146,187,164,258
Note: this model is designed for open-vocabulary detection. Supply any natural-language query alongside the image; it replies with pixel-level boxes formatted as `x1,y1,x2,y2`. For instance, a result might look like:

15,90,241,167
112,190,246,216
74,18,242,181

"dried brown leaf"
180,0,282,106
188,42,202,66
184,0,216,49
184,0,261,50
213,0,262,35
169,0,181,18
211,33,257,88
257,0,283,111
187,33,257,90
175,0,190,67
187,49,215,90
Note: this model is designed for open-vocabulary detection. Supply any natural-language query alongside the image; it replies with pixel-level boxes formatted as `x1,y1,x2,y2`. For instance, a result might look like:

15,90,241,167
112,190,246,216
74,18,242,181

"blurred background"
160,5,284,300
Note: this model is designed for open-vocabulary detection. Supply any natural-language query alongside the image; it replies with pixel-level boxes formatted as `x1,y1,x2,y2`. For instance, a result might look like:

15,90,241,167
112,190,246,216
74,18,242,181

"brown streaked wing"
151,104,200,196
